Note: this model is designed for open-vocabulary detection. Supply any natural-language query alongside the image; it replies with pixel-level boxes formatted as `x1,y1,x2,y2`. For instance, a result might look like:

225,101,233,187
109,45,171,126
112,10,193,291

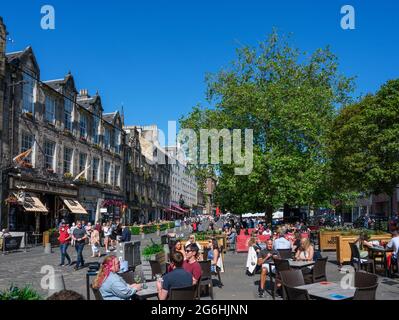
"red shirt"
58,227,70,244
183,260,202,281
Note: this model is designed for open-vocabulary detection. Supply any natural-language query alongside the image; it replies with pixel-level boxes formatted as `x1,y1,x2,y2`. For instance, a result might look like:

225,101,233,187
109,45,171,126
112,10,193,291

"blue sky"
2,0,399,142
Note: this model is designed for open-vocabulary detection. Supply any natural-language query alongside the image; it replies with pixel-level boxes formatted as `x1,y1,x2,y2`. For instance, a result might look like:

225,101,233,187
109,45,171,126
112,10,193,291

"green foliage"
180,30,355,219
0,286,42,300
142,243,164,258
329,79,399,199
129,226,141,235
143,225,157,234
320,227,387,236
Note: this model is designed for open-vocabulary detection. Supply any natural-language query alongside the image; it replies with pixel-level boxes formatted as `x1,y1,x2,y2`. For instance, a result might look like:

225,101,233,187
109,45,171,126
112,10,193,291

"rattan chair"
168,285,196,300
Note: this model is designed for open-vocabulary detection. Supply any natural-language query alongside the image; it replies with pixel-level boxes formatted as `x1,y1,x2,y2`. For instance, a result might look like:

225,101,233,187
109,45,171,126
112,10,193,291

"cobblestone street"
1,225,399,300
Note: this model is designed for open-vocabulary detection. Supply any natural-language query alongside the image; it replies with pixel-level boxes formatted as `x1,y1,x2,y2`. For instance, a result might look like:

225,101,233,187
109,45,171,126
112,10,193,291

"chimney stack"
79,89,89,98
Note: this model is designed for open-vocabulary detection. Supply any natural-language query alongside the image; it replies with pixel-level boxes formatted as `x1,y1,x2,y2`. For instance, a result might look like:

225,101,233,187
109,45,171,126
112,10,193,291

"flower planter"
319,231,342,251
144,252,166,265
336,233,392,264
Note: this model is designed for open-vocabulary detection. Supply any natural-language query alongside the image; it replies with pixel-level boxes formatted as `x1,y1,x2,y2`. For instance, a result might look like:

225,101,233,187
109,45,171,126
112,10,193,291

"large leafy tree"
329,79,399,212
180,31,354,222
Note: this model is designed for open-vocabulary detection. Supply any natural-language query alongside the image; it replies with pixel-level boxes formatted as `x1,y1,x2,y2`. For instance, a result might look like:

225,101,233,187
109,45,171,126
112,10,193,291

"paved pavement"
1,224,399,300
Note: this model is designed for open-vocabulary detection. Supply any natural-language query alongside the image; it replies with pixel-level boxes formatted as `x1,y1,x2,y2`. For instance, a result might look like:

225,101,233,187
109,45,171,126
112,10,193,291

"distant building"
166,145,198,217
124,125,170,223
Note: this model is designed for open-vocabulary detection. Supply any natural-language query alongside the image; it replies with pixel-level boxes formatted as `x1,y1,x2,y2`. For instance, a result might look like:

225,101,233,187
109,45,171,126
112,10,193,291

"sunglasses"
185,250,192,253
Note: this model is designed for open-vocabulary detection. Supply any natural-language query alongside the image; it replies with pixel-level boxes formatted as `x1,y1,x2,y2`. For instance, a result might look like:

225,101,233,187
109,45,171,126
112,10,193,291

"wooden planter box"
144,251,166,265
336,234,392,264
319,231,342,251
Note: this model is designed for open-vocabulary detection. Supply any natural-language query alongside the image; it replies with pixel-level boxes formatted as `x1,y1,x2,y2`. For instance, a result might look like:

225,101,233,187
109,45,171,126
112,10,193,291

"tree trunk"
265,205,273,230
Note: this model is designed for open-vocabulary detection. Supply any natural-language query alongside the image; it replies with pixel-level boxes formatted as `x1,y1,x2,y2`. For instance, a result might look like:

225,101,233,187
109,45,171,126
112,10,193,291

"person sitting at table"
295,238,315,262
292,232,302,253
354,233,374,258
387,231,399,269
167,240,186,272
246,238,258,276
157,251,193,300
257,239,278,298
262,226,272,237
183,244,202,284
273,231,292,251
184,235,202,251
92,255,141,300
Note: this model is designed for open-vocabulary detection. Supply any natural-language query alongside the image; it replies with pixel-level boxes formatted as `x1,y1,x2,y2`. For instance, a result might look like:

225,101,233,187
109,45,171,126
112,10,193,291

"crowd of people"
57,219,132,270
243,223,317,298
88,223,226,301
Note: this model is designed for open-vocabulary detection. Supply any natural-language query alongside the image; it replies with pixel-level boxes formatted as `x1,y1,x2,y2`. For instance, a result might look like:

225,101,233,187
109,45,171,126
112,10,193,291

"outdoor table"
368,246,394,278
266,259,315,299
296,281,355,300
135,280,158,299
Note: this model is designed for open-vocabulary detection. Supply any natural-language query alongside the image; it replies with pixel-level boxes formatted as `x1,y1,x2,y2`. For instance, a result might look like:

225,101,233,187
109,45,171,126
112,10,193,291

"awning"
62,197,88,215
171,204,189,213
166,208,182,214
18,194,48,213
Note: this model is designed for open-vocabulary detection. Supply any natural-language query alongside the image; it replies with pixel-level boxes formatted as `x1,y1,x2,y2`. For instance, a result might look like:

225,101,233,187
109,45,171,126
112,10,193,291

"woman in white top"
103,222,112,253
69,223,76,247
295,238,314,262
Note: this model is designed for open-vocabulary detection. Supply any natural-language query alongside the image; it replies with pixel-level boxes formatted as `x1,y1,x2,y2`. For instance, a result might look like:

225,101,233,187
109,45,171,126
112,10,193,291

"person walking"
90,227,101,258
72,221,88,270
58,221,71,266
69,222,77,247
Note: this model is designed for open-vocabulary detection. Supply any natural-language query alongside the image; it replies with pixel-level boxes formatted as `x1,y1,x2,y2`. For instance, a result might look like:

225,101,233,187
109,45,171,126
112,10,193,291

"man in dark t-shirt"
72,221,87,270
157,252,192,300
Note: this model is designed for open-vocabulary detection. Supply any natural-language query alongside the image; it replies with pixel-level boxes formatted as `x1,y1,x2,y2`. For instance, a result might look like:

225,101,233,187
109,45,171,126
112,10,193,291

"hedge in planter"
0,286,42,300
159,223,168,231
143,225,157,234
130,226,141,235
142,243,164,259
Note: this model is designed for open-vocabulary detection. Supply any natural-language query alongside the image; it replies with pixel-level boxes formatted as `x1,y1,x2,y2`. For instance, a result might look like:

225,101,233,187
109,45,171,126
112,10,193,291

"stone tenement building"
166,145,198,215
125,125,171,223
0,18,125,233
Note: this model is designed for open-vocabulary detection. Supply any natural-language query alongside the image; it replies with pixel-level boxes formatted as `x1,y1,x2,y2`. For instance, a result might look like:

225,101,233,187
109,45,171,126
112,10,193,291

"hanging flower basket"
101,199,126,208
5,195,18,205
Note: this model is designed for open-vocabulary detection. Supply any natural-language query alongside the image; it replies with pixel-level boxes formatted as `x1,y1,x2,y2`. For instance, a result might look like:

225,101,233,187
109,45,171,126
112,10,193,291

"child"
90,228,100,258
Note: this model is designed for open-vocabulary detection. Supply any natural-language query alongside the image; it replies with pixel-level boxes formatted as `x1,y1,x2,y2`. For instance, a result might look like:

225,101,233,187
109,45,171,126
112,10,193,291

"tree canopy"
180,31,355,221
329,79,399,200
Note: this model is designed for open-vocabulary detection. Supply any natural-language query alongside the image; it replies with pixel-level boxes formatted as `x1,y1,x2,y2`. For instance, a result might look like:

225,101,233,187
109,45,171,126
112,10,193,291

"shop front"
100,196,127,223
6,176,79,234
